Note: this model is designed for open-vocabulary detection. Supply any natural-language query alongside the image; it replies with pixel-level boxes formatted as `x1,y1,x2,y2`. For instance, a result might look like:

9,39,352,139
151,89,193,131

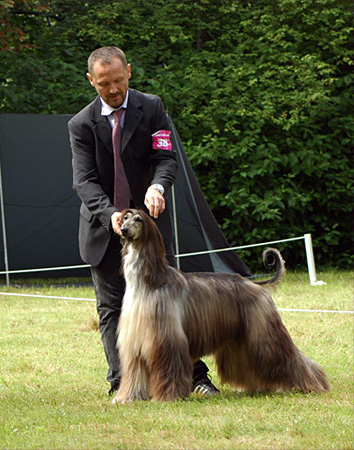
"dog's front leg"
113,357,150,404
148,333,193,401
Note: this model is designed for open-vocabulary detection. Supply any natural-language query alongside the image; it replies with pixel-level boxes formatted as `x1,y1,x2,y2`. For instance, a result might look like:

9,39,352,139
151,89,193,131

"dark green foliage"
1,0,353,268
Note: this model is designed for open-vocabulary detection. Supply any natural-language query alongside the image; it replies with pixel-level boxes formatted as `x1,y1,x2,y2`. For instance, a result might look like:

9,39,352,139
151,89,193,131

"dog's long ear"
139,211,168,289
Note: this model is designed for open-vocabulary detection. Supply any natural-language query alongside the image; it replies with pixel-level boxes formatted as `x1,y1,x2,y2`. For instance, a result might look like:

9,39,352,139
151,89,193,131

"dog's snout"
121,226,129,236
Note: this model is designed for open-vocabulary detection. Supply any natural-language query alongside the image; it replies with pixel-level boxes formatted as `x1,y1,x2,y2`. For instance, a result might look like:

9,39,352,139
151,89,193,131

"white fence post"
304,234,326,286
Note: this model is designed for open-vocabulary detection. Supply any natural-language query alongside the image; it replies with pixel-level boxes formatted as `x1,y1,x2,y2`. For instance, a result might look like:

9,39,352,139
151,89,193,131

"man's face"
87,57,131,108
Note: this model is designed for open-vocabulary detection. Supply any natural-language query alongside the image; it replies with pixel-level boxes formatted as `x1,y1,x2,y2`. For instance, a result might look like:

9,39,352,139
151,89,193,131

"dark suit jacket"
68,89,178,266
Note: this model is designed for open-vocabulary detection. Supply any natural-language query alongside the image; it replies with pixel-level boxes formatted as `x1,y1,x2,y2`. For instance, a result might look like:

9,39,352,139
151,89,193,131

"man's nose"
109,83,119,93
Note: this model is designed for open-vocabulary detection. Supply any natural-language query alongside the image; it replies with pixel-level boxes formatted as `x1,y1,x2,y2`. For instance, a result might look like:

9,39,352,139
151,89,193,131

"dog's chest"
119,252,154,354
123,247,143,290
122,247,149,311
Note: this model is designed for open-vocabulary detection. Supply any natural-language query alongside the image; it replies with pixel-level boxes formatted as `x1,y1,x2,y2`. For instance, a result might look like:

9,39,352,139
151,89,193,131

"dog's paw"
112,395,133,405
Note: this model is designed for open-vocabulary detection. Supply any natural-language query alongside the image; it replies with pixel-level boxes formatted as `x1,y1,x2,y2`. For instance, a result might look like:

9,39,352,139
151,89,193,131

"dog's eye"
136,216,143,223
123,214,129,220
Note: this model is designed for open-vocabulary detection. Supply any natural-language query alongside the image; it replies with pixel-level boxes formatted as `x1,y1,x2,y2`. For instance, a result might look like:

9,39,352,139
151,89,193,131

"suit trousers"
91,231,209,390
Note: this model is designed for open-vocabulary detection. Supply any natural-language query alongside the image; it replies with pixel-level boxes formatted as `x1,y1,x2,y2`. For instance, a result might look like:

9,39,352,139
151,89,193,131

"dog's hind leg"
113,357,150,404
240,289,331,393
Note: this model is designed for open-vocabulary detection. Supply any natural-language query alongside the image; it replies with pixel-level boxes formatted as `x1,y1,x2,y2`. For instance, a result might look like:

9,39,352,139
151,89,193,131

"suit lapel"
91,97,113,154
122,89,143,153
90,90,143,155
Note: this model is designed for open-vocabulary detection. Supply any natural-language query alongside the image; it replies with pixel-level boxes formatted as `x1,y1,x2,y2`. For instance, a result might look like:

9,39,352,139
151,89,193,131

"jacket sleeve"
149,97,178,195
69,117,117,231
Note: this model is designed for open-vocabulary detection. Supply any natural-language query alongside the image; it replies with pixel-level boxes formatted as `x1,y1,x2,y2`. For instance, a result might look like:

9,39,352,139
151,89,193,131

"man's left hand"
144,186,165,219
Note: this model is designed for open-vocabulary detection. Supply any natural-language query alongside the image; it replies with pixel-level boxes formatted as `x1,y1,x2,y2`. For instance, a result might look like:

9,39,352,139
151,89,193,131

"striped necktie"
112,109,130,209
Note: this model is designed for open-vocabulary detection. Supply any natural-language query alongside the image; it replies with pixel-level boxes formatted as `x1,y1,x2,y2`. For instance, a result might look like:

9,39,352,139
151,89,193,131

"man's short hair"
88,47,128,75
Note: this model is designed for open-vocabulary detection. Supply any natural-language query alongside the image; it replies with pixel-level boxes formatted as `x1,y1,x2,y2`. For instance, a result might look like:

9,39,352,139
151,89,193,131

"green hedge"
1,0,353,268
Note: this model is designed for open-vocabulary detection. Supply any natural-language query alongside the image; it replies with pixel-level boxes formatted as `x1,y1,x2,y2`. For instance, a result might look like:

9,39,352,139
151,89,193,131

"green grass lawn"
0,270,352,450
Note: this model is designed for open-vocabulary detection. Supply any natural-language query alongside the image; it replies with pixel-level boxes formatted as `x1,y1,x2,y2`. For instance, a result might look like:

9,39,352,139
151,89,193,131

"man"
69,46,219,397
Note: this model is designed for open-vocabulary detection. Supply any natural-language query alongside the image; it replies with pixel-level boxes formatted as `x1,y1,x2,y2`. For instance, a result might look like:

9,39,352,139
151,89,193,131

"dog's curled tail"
255,248,286,287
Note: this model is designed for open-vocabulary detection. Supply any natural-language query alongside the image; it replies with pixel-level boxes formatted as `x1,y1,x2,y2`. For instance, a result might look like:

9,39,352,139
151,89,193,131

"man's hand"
144,186,165,219
111,211,124,235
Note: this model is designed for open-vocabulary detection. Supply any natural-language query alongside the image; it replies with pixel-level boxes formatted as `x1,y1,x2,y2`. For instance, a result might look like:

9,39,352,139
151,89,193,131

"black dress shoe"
108,380,120,396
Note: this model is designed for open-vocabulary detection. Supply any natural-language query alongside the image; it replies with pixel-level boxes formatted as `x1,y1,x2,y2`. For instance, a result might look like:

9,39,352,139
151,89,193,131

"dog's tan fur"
113,209,330,403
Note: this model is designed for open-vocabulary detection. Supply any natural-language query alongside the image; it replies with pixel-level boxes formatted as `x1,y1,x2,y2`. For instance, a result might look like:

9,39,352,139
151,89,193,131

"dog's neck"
122,239,168,290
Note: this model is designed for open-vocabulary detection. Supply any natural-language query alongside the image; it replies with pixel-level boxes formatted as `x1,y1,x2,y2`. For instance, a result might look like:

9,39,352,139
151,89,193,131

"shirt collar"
100,90,129,116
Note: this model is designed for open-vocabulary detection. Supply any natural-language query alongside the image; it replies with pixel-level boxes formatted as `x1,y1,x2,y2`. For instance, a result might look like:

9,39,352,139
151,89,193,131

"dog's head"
120,209,145,242
119,209,168,288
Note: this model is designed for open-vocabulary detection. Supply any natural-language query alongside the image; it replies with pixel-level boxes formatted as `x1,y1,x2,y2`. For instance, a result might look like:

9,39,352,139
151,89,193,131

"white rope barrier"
0,291,352,314
0,291,95,302
0,264,90,275
0,233,325,285
0,236,307,275
0,234,326,286
278,308,353,314
175,236,305,258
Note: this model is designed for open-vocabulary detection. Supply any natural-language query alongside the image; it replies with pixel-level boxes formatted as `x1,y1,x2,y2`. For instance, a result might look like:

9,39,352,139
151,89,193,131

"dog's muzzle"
120,227,129,236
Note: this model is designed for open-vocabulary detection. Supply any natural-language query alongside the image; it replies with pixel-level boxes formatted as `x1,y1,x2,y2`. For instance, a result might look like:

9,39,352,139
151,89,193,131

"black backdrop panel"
0,113,249,278
167,116,250,276
0,114,88,277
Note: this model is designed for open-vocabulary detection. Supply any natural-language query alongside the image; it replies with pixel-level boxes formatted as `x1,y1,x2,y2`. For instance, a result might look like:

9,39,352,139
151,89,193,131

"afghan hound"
113,209,330,403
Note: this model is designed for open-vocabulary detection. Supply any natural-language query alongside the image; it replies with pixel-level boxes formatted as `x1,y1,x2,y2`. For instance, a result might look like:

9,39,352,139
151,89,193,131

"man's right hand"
111,211,124,235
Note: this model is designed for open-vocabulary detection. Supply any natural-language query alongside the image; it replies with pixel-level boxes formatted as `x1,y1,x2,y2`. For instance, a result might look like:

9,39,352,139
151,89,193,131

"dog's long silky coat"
113,209,330,403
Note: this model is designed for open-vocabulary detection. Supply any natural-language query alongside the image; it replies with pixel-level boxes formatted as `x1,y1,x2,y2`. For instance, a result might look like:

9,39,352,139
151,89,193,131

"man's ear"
87,72,95,87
